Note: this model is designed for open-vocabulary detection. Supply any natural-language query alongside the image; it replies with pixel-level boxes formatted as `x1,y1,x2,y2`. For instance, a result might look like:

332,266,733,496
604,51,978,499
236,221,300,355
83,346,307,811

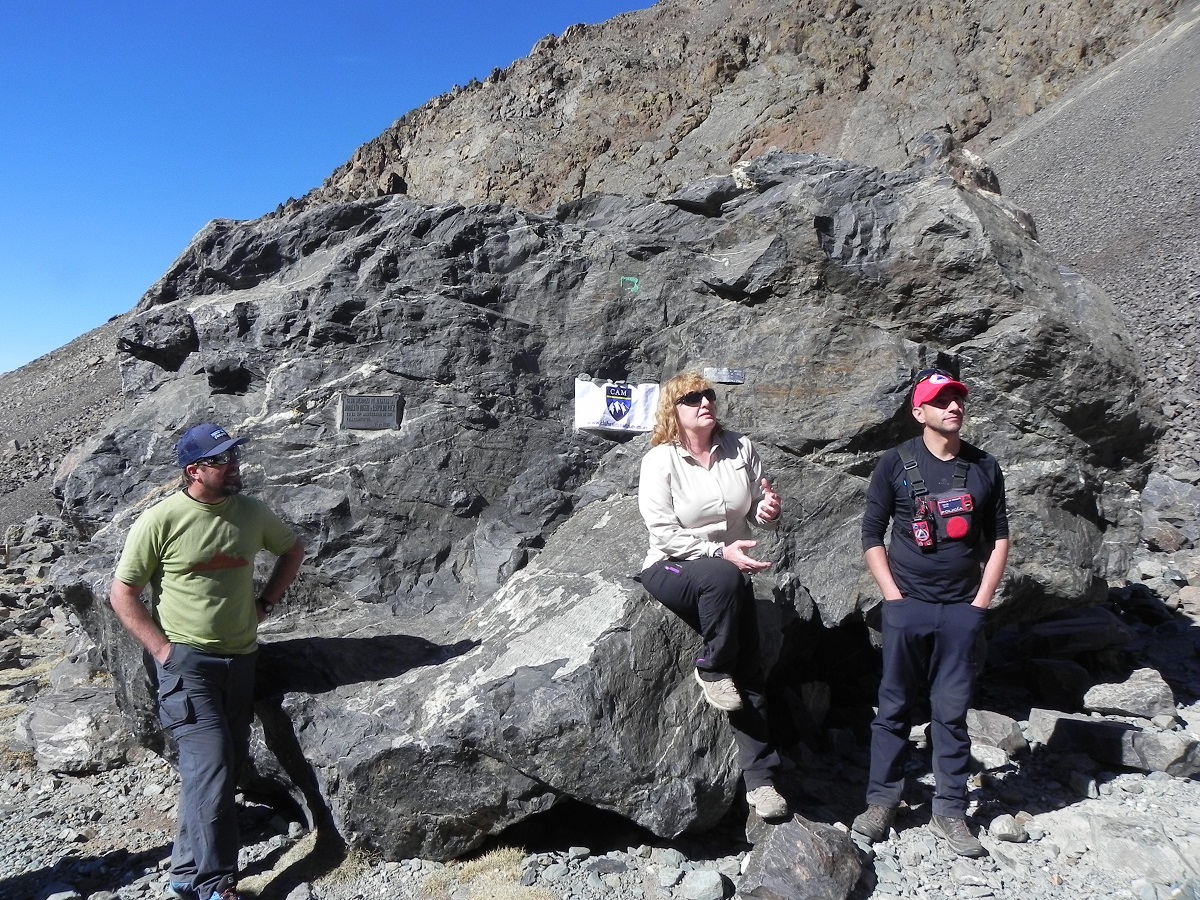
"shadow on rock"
255,634,480,697
241,632,479,888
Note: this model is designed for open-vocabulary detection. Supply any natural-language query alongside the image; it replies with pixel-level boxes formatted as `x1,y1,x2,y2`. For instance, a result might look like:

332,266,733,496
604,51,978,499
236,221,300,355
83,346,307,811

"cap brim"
209,436,249,456
179,436,248,466
913,380,969,407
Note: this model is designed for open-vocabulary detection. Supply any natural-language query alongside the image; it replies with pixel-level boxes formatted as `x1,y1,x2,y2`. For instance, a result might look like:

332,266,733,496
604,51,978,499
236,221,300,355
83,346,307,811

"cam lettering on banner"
574,378,658,434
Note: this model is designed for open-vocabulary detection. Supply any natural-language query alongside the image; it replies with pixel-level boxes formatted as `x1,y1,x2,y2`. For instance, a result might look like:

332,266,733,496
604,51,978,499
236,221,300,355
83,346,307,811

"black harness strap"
897,439,968,500
898,442,926,498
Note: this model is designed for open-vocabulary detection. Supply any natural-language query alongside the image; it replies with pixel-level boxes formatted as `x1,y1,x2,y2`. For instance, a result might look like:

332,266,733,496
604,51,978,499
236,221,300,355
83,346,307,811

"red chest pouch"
933,491,975,541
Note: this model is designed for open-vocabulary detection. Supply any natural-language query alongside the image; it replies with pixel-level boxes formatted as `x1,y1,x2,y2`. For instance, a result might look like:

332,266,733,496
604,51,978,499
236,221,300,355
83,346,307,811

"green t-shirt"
114,490,297,655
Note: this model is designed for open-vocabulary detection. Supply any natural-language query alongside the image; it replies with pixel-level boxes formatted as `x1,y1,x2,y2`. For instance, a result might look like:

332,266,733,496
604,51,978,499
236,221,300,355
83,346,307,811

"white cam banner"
574,378,659,433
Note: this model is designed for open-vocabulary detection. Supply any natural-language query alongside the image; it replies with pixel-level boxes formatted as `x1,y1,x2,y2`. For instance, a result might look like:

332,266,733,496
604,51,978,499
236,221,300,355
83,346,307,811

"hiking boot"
746,784,789,819
694,668,743,711
931,814,986,858
851,804,897,842
209,889,243,900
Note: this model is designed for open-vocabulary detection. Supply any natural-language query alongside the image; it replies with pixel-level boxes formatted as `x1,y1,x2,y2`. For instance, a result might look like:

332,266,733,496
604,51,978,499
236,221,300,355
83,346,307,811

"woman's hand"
724,539,771,573
758,478,781,522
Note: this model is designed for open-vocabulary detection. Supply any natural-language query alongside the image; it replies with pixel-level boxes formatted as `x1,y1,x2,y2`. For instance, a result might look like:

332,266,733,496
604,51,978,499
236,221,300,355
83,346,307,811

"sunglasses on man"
194,449,240,468
676,388,717,407
915,367,955,384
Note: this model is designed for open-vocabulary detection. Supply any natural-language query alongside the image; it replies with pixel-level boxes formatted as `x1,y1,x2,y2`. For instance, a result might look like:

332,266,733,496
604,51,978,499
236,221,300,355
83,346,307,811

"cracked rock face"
52,148,1160,859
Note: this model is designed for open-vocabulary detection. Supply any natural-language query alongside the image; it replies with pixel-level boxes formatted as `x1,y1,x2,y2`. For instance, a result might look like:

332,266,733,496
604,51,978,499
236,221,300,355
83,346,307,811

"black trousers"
640,557,781,790
867,597,986,817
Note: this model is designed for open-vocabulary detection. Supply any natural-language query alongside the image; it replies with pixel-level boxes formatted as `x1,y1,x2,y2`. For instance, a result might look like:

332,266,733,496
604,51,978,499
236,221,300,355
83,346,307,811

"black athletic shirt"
862,437,1009,605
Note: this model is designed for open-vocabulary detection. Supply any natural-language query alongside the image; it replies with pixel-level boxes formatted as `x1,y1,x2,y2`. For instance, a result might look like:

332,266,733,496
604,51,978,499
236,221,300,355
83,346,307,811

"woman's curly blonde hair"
650,373,723,447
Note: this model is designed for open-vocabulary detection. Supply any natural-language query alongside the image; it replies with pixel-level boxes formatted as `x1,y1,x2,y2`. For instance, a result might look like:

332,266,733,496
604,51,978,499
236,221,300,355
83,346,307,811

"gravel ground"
2,573,1199,900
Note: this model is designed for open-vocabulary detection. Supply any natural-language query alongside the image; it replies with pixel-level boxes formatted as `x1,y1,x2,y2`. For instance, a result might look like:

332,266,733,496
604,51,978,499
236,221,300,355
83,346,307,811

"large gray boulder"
53,147,1160,858
15,686,136,774
252,492,750,860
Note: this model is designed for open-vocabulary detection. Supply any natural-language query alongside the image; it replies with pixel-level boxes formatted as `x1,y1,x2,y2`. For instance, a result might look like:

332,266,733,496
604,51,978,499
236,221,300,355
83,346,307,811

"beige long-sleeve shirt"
638,430,778,569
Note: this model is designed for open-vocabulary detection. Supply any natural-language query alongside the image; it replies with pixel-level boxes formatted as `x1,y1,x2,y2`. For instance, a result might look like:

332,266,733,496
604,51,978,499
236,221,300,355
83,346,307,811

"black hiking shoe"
851,804,897,842
931,814,986,857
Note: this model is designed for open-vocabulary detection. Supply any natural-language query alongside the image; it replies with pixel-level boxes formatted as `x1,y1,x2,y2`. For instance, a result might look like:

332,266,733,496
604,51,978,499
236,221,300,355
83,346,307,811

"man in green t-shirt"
110,423,305,900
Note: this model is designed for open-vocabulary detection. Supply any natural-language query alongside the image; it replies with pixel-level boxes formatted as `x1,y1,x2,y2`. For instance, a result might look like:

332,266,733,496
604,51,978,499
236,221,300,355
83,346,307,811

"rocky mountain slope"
990,3,1200,476
0,320,125,530
289,0,1180,213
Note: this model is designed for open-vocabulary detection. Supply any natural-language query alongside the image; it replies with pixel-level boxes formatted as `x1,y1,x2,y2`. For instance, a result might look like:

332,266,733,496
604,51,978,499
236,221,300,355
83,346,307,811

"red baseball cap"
912,370,968,407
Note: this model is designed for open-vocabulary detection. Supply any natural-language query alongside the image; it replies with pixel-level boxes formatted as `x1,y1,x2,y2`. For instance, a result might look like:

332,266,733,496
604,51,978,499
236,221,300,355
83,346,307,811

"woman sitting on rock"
637,372,788,820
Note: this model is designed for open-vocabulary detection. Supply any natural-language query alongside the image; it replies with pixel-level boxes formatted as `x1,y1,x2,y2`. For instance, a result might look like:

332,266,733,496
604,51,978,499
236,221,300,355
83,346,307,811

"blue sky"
0,0,651,375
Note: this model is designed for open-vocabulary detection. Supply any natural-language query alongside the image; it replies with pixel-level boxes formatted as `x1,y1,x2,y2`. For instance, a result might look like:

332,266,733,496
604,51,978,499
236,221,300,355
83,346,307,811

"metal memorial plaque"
339,394,401,430
703,367,746,384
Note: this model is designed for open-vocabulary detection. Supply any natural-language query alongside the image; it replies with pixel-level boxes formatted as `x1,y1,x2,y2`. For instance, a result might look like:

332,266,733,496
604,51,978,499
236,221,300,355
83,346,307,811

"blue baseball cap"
175,423,248,467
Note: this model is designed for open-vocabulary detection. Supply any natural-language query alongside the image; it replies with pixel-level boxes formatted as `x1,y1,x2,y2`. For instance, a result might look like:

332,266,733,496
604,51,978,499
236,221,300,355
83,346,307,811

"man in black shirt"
852,369,1009,858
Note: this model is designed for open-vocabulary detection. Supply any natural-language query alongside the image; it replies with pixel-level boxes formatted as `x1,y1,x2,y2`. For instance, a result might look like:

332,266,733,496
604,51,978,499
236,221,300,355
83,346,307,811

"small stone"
987,814,1028,843
1063,838,1089,859
971,744,1011,771
717,856,740,877
651,847,687,867
951,860,990,884
1068,771,1099,799
1164,568,1189,586
679,868,725,900
657,866,684,888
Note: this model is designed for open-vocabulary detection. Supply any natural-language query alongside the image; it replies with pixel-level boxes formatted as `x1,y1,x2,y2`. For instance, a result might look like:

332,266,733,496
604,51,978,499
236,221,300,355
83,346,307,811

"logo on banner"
605,383,633,422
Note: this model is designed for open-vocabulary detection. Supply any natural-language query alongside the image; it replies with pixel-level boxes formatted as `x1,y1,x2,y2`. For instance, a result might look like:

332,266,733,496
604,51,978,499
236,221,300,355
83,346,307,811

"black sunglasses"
915,367,955,384
195,449,239,467
677,388,717,407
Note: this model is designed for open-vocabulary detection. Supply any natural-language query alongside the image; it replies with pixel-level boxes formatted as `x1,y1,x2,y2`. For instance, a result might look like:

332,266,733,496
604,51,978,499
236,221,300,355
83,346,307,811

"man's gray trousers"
155,644,257,900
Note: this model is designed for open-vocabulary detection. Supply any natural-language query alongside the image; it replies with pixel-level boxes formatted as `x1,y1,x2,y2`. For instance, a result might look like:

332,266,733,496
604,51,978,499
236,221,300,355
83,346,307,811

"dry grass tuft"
314,845,380,885
456,846,524,881
0,747,36,771
421,846,555,900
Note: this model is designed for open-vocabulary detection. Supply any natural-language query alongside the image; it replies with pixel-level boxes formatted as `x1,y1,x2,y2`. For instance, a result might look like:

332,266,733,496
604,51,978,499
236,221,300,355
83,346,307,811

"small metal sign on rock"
703,367,745,384
339,394,401,430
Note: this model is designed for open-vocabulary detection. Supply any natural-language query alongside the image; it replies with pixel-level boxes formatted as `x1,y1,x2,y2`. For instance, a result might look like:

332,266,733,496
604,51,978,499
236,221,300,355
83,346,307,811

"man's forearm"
109,580,172,664
262,540,305,606
864,545,903,601
972,538,1010,608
